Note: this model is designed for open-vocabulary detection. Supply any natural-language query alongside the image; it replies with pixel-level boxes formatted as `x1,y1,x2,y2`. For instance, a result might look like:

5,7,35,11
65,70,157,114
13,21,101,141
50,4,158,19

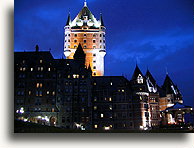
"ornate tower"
64,1,106,76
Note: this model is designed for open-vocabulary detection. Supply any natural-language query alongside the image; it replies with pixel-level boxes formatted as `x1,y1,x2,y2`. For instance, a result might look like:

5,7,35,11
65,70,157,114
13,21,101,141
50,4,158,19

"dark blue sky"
14,0,193,107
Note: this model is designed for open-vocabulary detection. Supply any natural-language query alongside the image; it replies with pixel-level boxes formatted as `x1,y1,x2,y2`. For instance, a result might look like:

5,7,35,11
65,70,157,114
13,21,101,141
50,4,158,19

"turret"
35,45,39,52
65,13,71,26
73,43,86,66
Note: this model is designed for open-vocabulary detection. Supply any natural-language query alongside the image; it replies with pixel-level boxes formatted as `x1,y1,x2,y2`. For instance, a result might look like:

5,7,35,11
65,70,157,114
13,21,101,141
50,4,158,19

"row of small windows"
21,59,43,64
19,67,51,72
93,97,112,102
65,45,106,49
17,90,55,96
65,39,105,43
93,123,133,129
65,33,105,37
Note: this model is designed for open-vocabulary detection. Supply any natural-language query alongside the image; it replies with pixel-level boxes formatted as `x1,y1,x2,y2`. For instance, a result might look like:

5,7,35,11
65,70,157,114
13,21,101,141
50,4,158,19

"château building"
64,1,106,76
14,1,193,131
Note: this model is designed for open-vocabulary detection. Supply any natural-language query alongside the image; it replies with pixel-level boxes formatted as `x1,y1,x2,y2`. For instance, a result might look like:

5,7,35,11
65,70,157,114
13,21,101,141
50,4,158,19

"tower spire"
165,66,168,75
84,0,87,7
100,13,104,26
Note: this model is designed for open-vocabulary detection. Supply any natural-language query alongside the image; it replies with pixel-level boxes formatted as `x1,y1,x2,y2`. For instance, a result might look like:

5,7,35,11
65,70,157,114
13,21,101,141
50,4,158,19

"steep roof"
73,43,86,60
162,74,181,96
100,13,104,26
145,69,156,84
71,2,100,27
131,65,144,80
145,69,158,93
65,13,71,26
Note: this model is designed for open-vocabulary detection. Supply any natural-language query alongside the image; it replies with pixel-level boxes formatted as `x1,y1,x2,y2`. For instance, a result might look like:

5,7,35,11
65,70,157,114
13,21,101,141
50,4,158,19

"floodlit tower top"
84,0,87,7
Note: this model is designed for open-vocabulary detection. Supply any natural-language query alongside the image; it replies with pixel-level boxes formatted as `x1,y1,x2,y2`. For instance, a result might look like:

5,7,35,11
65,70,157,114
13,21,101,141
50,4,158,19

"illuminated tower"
64,1,106,76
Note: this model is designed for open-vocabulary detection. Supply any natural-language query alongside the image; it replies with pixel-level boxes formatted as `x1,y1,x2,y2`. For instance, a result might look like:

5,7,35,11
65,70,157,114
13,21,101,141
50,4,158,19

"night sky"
14,0,193,107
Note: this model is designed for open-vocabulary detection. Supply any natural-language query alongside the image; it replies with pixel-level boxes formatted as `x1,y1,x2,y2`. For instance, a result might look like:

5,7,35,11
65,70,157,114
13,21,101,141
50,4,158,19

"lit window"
41,67,43,71
122,89,125,92
109,105,112,110
110,125,113,128
52,108,55,112
82,108,85,112
82,75,85,78
31,68,33,71
94,124,98,128
28,91,31,95
40,60,43,63
48,68,51,71
20,67,22,71
40,83,43,88
46,91,49,95
110,82,113,85
94,82,96,85
68,75,71,78
23,67,26,71
52,91,55,96
109,97,112,101
101,113,104,118
36,83,39,88
94,106,97,110
73,74,79,78
137,74,143,84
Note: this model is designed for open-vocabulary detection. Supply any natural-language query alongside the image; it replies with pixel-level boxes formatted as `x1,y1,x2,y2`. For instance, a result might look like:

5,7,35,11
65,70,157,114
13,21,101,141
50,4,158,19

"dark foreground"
14,120,194,133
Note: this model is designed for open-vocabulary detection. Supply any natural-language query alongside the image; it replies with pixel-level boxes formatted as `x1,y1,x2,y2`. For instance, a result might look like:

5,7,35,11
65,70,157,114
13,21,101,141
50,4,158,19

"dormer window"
83,16,88,20
137,74,143,84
